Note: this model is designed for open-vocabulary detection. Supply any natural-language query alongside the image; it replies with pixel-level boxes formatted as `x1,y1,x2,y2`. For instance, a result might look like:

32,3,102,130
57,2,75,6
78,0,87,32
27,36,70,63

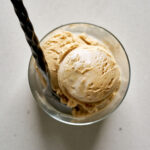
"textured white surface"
0,0,150,150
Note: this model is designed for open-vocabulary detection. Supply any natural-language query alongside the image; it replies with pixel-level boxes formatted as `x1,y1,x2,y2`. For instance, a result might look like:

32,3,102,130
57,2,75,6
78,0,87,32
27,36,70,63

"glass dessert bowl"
28,23,130,125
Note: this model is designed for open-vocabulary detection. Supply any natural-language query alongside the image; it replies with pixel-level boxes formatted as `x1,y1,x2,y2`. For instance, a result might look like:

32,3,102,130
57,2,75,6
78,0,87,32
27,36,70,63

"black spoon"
10,0,72,114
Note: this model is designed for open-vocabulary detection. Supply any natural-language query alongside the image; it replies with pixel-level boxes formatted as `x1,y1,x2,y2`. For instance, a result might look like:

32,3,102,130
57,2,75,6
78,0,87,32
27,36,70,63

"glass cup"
28,23,131,125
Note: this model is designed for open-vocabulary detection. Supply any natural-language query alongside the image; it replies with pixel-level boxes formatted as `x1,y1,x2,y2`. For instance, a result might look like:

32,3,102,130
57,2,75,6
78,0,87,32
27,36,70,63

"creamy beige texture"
40,31,120,116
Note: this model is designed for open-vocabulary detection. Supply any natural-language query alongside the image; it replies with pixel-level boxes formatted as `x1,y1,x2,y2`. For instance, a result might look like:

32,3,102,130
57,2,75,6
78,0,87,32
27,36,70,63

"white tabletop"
0,0,150,150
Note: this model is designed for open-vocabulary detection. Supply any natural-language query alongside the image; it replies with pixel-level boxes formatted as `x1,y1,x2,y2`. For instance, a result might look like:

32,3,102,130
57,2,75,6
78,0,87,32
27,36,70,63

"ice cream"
40,31,120,116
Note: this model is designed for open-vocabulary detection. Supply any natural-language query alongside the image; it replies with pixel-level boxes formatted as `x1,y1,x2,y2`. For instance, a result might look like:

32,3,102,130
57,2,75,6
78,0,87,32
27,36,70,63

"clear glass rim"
28,22,131,126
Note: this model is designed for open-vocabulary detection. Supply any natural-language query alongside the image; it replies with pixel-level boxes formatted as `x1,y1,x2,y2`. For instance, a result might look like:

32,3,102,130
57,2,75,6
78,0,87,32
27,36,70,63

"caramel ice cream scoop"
58,45,120,103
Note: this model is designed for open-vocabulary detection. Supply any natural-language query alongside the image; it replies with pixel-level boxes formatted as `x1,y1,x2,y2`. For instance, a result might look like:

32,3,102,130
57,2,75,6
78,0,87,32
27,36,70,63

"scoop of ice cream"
40,31,78,91
58,45,120,103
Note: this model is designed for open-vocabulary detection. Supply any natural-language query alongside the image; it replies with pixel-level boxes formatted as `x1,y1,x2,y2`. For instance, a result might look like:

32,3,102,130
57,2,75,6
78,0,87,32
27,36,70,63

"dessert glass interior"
28,23,130,125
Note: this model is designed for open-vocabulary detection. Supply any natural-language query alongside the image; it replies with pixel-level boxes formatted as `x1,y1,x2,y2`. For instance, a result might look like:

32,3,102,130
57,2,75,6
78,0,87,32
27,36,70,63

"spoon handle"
10,0,48,75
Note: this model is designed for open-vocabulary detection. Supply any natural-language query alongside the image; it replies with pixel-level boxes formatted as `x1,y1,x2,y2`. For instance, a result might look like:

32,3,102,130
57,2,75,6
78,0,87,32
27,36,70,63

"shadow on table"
34,104,109,150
